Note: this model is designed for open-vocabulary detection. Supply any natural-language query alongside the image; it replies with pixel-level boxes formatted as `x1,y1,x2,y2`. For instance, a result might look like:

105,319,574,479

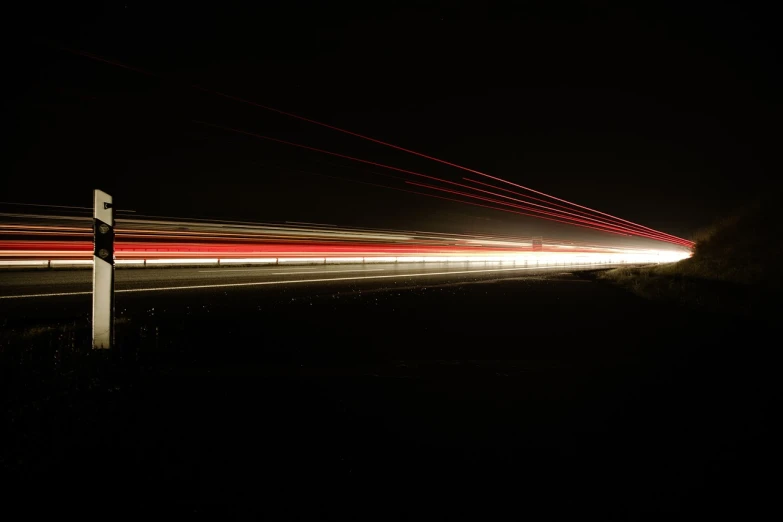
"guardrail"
0,254,669,270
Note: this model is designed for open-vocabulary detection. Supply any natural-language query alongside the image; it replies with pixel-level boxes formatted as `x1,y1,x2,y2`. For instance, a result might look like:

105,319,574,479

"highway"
0,261,607,299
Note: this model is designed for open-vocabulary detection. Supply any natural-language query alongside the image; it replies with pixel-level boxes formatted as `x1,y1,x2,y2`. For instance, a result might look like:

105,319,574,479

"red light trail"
404,181,693,246
0,213,690,269
460,177,690,245
62,48,694,248
197,120,692,247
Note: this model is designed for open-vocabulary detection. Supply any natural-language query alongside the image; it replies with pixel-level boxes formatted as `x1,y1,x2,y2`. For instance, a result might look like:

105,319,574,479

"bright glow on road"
0,263,645,299
0,213,692,271
0,252,692,268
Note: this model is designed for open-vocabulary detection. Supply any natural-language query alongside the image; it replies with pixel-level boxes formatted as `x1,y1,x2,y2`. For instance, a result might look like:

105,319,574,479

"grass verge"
598,189,782,319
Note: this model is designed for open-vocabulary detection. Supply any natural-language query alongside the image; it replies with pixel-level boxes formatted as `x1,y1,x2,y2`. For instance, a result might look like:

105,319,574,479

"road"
0,260,609,299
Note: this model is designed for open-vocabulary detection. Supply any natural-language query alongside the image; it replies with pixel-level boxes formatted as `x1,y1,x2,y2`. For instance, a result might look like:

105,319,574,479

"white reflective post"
92,190,115,349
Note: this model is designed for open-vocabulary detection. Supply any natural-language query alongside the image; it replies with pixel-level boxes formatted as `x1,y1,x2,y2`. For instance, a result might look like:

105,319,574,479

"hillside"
599,189,783,317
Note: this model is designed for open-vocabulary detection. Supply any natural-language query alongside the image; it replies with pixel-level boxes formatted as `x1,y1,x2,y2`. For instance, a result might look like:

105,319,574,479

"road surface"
0,260,609,299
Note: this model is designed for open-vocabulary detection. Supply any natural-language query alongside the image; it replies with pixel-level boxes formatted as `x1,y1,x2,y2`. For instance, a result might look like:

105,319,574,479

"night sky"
3,3,780,242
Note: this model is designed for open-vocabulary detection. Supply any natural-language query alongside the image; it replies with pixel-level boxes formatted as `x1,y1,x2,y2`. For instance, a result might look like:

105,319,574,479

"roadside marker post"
92,189,115,349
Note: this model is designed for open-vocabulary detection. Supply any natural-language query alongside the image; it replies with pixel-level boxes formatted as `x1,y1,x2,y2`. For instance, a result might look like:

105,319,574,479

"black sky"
2,2,780,243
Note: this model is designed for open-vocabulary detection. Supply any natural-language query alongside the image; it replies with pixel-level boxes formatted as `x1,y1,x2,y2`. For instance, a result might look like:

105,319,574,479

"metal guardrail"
0,256,645,270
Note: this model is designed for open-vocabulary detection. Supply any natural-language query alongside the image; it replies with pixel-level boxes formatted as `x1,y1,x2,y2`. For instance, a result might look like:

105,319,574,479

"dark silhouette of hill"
600,186,783,316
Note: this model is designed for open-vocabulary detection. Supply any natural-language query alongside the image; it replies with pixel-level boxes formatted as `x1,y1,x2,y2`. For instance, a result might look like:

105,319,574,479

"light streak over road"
0,210,690,301
61,48,694,249
0,262,652,300
0,211,691,267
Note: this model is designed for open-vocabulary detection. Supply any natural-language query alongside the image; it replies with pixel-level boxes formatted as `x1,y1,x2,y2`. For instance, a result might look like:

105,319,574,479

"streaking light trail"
0,211,690,270
0,261,689,300
195,121,692,248
62,48,694,249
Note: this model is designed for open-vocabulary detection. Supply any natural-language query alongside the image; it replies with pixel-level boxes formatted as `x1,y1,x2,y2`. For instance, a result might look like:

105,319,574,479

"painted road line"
0,264,601,299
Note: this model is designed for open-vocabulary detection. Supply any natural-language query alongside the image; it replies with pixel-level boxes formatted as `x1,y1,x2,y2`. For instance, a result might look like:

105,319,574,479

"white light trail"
0,250,691,270
0,262,659,299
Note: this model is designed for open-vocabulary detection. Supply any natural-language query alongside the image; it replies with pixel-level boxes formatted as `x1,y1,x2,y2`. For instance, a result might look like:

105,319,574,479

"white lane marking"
0,264,596,299
197,268,387,274
0,290,94,299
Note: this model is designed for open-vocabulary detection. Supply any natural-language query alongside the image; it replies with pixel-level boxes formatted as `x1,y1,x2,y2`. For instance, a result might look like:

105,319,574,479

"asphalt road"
0,260,608,299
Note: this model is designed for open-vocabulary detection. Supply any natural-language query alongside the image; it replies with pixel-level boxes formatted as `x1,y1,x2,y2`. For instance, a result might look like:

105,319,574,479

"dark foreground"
1,269,779,518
